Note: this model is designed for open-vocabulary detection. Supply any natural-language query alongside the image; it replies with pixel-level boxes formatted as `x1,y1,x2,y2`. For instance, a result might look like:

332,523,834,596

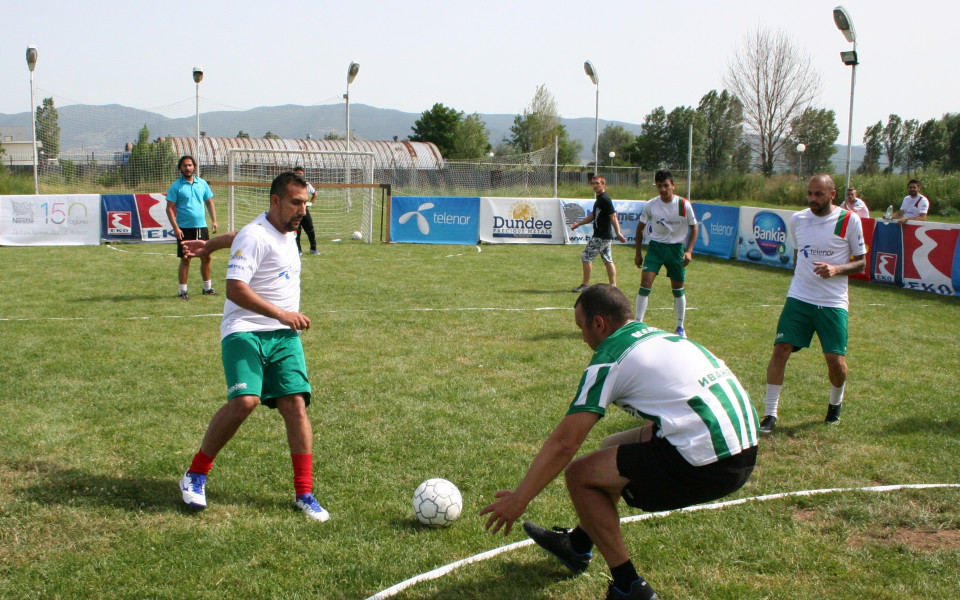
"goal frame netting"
224,149,379,242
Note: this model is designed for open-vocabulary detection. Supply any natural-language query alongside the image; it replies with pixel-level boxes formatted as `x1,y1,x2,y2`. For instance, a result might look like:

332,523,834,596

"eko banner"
0,194,100,246
390,196,480,244
559,199,644,245
736,207,796,269
479,197,566,244
692,202,739,258
850,217,875,282
901,221,959,295
101,194,177,243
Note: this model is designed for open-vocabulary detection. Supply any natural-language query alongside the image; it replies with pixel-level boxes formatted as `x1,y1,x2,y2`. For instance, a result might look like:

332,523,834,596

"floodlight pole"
26,45,38,194
193,67,203,171
584,61,599,173
834,6,858,192
796,143,806,180
843,55,857,191
345,62,360,152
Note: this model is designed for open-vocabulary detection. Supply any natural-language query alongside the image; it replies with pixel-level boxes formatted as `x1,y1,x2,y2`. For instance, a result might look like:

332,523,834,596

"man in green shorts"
634,170,698,337
177,171,330,521
760,174,866,433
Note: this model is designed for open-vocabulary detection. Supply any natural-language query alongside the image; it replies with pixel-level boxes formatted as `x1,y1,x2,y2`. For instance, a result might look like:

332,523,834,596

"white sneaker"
179,470,207,509
295,493,330,522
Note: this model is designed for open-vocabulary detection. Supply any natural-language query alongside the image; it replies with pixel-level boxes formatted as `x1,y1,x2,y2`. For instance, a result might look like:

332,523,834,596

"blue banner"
391,196,480,244
559,199,644,245
692,202,738,258
736,207,796,269
101,194,143,242
870,221,903,286
954,234,960,296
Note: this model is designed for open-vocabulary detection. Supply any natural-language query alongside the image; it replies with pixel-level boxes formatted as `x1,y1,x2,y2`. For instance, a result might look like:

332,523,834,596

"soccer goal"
223,149,384,242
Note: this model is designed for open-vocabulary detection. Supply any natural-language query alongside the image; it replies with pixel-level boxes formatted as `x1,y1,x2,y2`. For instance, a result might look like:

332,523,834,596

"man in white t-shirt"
177,171,330,522
841,187,869,219
634,170,699,338
760,174,866,434
893,179,929,225
481,284,757,600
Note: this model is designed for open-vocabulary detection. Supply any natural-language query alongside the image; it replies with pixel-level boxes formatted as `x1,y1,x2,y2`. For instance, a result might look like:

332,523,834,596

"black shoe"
178,291,190,300
571,284,589,293
522,521,592,574
825,403,842,425
606,578,657,600
202,288,219,296
758,415,776,434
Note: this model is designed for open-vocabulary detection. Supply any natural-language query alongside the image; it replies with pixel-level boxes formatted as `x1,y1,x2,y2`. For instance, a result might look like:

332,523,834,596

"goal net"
224,149,379,242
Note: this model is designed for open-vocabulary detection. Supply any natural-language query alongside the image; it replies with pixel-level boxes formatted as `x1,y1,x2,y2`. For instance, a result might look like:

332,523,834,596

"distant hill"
0,103,862,167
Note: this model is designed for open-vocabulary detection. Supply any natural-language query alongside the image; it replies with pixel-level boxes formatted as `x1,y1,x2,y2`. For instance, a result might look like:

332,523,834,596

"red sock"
291,453,313,497
188,450,215,475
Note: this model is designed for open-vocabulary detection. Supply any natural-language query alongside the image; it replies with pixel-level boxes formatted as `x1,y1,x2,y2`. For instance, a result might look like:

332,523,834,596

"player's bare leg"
199,394,260,457
581,261,593,287
604,260,618,287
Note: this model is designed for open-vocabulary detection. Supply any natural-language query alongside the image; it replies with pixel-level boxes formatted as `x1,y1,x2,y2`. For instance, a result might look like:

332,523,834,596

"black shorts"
617,435,757,512
176,227,210,258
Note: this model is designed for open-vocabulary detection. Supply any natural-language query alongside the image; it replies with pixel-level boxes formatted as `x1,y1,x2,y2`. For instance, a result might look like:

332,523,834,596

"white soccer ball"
351,231,363,240
413,478,463,528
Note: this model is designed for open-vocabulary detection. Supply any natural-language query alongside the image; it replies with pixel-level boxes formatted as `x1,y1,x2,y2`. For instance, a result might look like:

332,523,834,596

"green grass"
1,241,958,600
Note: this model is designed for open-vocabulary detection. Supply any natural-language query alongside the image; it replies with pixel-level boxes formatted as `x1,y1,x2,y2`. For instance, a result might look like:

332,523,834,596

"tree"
125,124,177,186
410,103,463,158
35,97,60,159
785,108,839,175
450,113,492,160
632,107,668,170
858,121,883,175
900,119,919,172
597,124,636,166
662,106,704,170
507,85,582,164
723,27,822,175
881,114,907,173
263,131,281,139
236,130,251,139
909,118,949,170
942,113,960,172
697,89,745,177
323,132,344,141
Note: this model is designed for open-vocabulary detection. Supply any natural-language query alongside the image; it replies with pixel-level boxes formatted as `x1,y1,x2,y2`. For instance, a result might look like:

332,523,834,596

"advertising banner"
692,202,739,258
479,197,566,244
736,207,795,269
390,196,480,244
101,193,177,243
0,194,100,246
870,221,903,286
901,221,959,295
559,199,644,245
850,217,875,282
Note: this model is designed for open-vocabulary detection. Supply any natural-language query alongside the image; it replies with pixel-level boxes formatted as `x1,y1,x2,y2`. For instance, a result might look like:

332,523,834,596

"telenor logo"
399,202,435,235
752,212,787,257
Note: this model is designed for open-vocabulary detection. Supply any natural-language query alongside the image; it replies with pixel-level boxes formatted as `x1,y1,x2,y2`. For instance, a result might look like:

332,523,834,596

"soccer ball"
351,231,363,240
413,478,463,528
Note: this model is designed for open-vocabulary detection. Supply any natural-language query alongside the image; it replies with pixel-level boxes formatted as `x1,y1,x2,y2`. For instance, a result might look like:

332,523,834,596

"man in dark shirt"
570,176,626,292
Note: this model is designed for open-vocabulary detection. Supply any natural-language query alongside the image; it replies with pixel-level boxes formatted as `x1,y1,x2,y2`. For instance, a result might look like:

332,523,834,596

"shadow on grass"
67,294,178,303
8,458,276,515
880,416,960,436
399,557,580,600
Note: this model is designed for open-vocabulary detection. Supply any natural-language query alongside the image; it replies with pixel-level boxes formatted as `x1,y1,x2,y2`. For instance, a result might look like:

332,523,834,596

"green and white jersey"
568,321,759,466
787,208,866,310
640,195,697,244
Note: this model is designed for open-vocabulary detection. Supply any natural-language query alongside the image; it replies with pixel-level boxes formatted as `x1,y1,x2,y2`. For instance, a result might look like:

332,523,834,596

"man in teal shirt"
166,155,218,299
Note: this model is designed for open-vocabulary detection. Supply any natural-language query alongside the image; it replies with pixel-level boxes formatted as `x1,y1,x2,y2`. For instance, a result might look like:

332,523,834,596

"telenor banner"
692,202,738,258
390,196,480,244
0,194,100,246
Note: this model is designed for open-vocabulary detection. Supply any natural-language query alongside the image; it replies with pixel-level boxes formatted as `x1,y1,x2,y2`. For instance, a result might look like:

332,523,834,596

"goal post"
222,148,381,242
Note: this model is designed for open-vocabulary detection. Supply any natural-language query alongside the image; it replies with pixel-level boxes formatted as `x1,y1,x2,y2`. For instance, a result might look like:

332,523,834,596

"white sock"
765,384,782,418
203,280,213,292
829,385,845,406
635,291,650,321
179,284,188,294
674,294,686,328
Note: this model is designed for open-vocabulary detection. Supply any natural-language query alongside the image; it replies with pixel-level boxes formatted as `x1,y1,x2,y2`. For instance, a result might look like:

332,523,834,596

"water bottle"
884,205,894,220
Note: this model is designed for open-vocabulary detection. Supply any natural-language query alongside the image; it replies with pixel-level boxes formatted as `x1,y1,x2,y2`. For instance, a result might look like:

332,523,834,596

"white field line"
363,483,960,600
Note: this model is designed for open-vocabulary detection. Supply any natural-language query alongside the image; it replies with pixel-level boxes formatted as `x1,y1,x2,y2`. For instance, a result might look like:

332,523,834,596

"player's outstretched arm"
181,232,237,258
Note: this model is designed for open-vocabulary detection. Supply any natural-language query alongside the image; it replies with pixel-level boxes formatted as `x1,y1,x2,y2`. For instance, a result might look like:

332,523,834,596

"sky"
2,0,956,147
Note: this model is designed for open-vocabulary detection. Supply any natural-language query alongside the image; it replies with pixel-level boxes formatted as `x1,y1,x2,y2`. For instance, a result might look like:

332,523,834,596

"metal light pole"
608,151,615,170
345,61,360,151
833,6,858,192
796,143,806,179
193,67,203,169
584,61,599,172
26,45,38,194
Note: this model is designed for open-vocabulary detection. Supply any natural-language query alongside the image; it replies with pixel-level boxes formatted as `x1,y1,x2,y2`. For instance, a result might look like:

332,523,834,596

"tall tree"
858,121,883,175
785,107,839,175
507,85,582,164
125,124,176,186
723,27,822,175
662,106,704,170
410,103,463,158
900,119,920,172
450,113,492,160
35,97,60,158
632,107,668,170
909,118,949,170
697,89,744,177
942,113,960,172
597,124,636,166
882,114,906,173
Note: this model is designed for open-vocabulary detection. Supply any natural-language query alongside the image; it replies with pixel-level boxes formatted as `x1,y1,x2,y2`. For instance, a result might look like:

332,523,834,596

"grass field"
1,239,958,599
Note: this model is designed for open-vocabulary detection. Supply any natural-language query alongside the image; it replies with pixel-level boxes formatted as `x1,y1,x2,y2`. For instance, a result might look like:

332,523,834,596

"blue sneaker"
675,326,686,338
295,493,330,522
179,470,207,509
522,521,592,574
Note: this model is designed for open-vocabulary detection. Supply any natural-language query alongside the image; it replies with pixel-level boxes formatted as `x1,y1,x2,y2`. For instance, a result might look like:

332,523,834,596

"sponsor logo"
875,252,897,282
798,245,835,259
398,202,435,235
227,382,248,394
107,211,133,235
492,201,553,238
752,212,788,256
10,200,35,224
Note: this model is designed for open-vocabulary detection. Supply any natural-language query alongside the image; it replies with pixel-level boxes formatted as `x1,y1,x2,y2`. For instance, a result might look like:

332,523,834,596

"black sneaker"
202,288,219,296
758,415,776,434
522,521,592,574
571,284,589,293
606,578,657,600
825,403,842,425
178,291,190,300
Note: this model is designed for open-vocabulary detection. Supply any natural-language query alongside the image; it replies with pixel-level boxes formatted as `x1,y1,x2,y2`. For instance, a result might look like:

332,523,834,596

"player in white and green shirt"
761,174,866,434
634,170,698,338
481,284,757,600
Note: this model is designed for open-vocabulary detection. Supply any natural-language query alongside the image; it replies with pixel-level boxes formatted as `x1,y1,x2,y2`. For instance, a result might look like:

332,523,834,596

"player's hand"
812,261,837,278
571,223,579,231
682,251,693,267
479,489,525,536
278,310,311,331
180,239,209,258
616,233,626,243
634,254,644,268
173,227,183,241
211,220,219,234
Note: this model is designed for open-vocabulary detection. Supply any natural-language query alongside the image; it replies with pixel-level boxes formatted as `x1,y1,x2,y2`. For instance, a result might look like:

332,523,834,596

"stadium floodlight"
346,62,360,152
193,67,204,171
608,150,616,169
26,45,39,194
796,143,806,178
584,60,599,172
833,6,857,191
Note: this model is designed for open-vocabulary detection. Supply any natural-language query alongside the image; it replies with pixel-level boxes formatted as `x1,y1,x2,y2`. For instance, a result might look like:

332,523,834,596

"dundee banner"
560,199,644,245
479,197,566,244
390,196,480,244
736,207,796,269
0,194,100,246
692,202,739,258
101,193,177,243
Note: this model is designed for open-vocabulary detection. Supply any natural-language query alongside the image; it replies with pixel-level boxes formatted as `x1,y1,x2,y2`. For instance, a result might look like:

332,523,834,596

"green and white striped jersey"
568,321,759,466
